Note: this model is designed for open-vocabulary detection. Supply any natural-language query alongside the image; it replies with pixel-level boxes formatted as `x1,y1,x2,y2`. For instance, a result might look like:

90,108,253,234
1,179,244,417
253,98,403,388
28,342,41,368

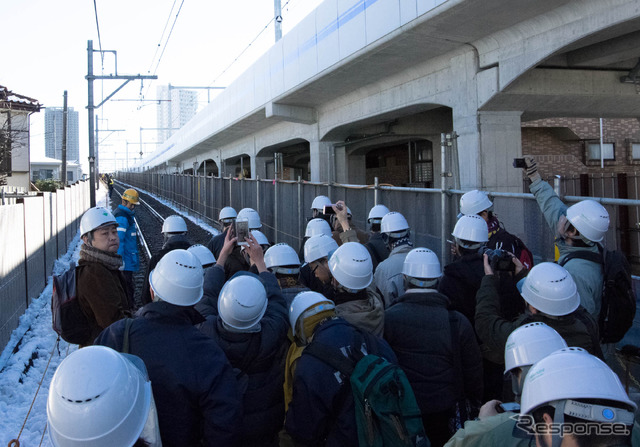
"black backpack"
560,249,636,344
51,263,91,345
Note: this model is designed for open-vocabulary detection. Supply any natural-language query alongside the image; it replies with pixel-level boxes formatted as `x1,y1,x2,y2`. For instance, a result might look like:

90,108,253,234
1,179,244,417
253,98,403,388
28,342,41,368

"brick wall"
522,118,640,178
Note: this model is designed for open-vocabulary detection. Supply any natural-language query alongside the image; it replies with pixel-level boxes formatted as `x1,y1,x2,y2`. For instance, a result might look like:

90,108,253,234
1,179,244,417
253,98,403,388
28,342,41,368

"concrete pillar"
454,111,523,192
335,146,348,184
249,155,257,179
449,48,523,192
348,155,366,184
255,155,270,179
309,141,334,182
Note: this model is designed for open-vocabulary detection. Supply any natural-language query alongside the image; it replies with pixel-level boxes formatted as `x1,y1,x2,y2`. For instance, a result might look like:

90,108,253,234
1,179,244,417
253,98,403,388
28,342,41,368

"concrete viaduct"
140,0,640,192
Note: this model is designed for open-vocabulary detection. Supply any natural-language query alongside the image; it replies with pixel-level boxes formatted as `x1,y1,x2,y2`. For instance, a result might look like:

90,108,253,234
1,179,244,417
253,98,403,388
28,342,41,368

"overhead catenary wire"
142,0,185,101
147,0,179,75
208,0,296,87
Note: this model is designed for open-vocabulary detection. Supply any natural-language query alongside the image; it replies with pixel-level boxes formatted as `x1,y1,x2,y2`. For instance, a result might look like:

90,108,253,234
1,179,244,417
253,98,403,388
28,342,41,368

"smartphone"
513,158,527,168
496,402,520,413
235,218,249,246
323,205,336,215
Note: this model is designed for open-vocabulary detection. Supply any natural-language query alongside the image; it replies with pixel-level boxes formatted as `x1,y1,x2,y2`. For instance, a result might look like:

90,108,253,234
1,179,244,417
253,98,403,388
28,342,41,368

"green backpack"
304,331,430,447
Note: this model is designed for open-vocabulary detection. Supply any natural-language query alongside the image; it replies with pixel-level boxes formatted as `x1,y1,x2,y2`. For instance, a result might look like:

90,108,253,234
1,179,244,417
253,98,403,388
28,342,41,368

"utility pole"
61,91,68,185
274,0,282,42
86,39,157,206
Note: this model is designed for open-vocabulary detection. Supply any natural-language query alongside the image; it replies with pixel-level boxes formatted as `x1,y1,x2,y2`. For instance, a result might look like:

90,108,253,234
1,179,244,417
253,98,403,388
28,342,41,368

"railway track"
109,181,219,307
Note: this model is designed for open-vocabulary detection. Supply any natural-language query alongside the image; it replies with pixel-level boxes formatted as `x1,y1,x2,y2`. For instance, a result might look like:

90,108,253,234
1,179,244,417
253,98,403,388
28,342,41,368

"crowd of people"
46,156,639,447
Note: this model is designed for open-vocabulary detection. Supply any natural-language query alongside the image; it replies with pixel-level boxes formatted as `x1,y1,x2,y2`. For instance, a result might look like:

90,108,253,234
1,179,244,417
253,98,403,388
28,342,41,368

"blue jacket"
530,179,603,317
198,270,290,446
285,317,398,447
95,302,242,447
113,204,139,272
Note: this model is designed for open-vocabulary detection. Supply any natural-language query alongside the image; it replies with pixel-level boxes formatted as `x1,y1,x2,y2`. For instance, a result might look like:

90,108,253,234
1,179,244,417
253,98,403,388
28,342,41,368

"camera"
513,158,527,168
484,248,514,272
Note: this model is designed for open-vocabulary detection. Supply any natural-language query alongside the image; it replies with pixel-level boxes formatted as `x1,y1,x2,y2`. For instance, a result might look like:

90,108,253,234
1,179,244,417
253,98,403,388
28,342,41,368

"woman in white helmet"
521,156,608,317
47,346,161,447
327,242,385,336
384,247,483,447
76,206,132,347
197,231,289,447
141,214,192,306
444,323,568,447
95,249,243,446
475,259,603,366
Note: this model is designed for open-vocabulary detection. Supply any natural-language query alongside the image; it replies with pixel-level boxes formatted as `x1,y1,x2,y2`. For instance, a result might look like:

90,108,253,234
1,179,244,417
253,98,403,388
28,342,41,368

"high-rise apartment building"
44,107,80,162
156,86,198,144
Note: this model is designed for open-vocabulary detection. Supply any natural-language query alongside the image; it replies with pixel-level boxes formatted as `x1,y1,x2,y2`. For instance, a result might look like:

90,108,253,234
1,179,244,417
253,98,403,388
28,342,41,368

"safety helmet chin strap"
548,399,634,447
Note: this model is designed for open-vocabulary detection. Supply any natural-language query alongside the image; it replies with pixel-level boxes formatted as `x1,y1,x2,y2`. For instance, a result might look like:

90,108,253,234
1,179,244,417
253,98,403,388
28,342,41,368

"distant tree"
0,115,14,186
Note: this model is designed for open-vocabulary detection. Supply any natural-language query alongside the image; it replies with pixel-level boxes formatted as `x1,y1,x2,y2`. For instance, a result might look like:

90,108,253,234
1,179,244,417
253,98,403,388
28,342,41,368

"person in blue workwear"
114,188,140,309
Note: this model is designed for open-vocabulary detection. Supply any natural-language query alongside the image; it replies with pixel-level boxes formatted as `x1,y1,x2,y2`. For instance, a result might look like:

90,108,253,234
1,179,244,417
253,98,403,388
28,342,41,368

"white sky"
2,0,323,173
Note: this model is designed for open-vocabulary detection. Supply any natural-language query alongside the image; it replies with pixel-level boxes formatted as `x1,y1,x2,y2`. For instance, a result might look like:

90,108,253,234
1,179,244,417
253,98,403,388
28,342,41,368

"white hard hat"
150,249,204,306
459,190,493,215
289,291,335,339
520,347,636,416
187,244,216,268
304,234,339,264
218,275,268,330
264,243,301,274
219,206,237,222
162,215,187,234
237,208,262,229
566,200,610,243
368,204,390,223
452,215,489,247
504,322,567,374
311,195,332,211
80,206,117,237
47,346,151,447
328,242,373,291
250,230,270,246
520,262,579,316
305,218,333,237
380,211,410,235
402,248,442,280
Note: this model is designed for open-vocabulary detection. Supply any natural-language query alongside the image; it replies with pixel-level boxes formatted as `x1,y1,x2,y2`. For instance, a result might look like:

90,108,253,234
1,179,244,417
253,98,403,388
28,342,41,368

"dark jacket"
438,254,524,329
141,234,191,305
207,228,228,259
475,275,603,360
384,290,483,415
195,264,226,317
438,253,485,326
77,259,131,346
95,302,242,447
198,271,289,446
366,231,390,271
285,317,397,447
224,245,250,280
